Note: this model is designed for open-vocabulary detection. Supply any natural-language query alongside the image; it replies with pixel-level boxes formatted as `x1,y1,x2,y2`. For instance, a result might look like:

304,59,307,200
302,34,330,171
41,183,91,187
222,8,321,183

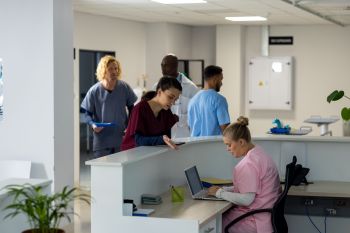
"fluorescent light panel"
225,16,267,22
151,0,207,4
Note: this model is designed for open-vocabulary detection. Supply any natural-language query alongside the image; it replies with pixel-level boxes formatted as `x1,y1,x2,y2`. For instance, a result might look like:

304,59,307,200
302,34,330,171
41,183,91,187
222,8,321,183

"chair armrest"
224,208,272,233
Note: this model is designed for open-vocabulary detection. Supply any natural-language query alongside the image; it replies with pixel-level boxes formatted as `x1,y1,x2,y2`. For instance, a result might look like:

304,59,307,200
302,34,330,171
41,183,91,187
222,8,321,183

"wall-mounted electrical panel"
248,56,293,110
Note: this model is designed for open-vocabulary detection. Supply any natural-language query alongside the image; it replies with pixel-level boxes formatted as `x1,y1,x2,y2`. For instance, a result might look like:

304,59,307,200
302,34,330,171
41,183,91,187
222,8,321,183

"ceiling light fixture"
151,0,207,4
225,16,267,22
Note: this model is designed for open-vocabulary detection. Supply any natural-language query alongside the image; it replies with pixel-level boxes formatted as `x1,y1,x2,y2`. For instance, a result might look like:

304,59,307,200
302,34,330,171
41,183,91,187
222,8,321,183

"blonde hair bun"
237,116,249,127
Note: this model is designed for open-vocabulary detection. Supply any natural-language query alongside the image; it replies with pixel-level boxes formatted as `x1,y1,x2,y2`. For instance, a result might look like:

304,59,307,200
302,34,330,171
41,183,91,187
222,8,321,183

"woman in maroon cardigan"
121,77,182,151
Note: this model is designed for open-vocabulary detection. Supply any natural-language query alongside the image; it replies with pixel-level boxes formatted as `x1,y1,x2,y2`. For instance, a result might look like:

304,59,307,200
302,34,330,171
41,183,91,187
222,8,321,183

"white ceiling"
73,0,350,26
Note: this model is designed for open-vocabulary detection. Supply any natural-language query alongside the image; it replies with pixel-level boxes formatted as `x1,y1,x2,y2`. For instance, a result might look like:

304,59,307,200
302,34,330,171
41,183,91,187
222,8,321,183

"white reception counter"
86,135,350,233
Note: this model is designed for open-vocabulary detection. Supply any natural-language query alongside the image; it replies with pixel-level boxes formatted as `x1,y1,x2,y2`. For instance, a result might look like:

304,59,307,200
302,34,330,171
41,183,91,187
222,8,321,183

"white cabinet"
200,218,216,233
248,56,293,110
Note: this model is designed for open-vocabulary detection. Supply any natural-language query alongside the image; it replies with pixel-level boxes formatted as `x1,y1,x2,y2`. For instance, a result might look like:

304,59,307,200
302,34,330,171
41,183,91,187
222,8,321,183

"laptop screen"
185,166,204,195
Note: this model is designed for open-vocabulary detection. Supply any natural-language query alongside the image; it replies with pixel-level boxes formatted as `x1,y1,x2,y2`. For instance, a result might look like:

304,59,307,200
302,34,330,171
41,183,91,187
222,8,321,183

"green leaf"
341,107,350,121
3,184,91,231
327,90,344,103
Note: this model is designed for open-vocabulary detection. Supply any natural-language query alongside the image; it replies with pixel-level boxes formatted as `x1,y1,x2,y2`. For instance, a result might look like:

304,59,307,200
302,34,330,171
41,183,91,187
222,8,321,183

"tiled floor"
79,125,93,188
63,193,91,233
79,149,92,190
63,138,93,233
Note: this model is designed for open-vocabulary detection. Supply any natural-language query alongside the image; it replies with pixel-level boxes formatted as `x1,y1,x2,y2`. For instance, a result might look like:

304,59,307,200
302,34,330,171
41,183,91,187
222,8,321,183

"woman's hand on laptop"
208,186,221,196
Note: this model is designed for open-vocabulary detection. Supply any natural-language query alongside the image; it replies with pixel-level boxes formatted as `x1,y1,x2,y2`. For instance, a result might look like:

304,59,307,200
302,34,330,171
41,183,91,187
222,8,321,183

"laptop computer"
184,166,224,201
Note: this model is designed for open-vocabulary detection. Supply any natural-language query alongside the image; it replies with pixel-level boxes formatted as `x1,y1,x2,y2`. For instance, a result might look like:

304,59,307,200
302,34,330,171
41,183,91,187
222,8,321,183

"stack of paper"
141,194,162,205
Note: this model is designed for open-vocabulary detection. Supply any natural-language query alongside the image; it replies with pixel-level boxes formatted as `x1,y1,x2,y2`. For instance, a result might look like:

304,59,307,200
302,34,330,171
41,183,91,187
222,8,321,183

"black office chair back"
271,156,297,233
224,156,298,233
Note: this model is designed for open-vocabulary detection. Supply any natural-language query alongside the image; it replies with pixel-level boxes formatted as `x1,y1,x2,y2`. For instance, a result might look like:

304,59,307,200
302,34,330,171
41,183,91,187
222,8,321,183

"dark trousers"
92,147,117,158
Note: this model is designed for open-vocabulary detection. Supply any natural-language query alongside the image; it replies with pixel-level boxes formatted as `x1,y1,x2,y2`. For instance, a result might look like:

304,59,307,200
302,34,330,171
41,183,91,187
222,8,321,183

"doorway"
178,59,204,87
79,49,115,188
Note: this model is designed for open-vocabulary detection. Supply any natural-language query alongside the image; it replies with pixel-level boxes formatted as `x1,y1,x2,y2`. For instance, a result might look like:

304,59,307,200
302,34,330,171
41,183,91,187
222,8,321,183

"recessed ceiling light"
225,16,267,22
151,0,207,4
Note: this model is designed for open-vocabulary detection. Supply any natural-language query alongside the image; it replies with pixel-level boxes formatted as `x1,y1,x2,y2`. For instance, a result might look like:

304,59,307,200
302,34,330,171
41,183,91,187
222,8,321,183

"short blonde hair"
95,55,122,81
223,116,251,143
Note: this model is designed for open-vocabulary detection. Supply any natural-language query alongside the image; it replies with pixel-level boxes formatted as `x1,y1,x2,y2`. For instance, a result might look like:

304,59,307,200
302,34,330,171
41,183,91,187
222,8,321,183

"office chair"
224,156,298,233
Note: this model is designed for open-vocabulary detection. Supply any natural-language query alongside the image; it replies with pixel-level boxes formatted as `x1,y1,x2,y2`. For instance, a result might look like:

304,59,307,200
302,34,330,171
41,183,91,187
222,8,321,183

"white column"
216,25,245,121
0,0,74,191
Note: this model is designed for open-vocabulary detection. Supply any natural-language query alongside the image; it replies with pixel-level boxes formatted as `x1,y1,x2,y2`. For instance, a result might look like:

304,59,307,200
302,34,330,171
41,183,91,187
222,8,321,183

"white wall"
74,12,146,87
145,23,168,89
74,15,216,181
146,23,216,89
166,23,192,59
53,0,74,191
191,26,216,67
146,22,193,88
73,13,147,181
0,0,74,190
216,25,246,122
74,14,215,93
244,25,350,136
144,24,350,137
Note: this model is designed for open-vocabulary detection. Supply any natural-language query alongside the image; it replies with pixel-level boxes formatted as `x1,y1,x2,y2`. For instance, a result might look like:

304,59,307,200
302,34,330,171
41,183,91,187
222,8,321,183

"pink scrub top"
224,145,280,233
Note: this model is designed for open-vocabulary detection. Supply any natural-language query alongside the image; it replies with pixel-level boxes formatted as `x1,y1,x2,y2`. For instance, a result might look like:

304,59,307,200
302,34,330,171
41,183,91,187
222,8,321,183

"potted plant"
327,90,350,136
2,183,91,233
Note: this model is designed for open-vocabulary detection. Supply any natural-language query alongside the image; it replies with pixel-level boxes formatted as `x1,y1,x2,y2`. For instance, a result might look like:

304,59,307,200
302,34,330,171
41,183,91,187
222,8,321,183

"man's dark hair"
161,54,178,66
161,54,178,77
204,65,222,81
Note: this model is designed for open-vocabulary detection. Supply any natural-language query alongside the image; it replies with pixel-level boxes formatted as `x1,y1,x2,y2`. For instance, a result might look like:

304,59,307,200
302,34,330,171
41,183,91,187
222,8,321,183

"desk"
285,181,350,218
144,181,350,229
141,187,232,230
87,142,232,233
87,135,350,233
0,178,52,233
288,181,350,198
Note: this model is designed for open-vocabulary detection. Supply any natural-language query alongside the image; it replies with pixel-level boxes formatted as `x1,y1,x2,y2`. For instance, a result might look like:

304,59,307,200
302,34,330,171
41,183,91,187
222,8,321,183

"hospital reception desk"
86,135,350,233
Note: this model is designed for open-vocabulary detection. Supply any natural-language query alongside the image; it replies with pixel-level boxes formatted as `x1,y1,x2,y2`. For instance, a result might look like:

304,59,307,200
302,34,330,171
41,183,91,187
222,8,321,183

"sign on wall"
0,58,3,121
269,36,293,45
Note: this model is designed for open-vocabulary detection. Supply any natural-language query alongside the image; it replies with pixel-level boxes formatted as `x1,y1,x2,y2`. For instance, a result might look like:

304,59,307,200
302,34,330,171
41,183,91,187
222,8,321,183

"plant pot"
22,229,65,233
343,120,350,137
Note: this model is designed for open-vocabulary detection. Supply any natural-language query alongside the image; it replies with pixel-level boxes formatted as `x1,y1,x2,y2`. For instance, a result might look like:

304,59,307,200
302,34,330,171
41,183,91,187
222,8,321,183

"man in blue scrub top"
187,65,230,136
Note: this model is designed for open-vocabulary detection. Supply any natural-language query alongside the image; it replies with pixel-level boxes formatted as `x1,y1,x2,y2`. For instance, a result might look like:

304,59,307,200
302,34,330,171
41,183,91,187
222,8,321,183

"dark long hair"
142,76,182,101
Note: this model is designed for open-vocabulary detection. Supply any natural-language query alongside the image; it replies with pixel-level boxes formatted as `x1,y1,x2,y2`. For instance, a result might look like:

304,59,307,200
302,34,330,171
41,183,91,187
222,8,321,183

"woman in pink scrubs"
208,116,280,233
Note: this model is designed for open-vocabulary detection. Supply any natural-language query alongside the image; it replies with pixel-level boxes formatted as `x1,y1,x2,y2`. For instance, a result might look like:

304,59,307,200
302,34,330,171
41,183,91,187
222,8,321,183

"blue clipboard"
93,122,116,127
